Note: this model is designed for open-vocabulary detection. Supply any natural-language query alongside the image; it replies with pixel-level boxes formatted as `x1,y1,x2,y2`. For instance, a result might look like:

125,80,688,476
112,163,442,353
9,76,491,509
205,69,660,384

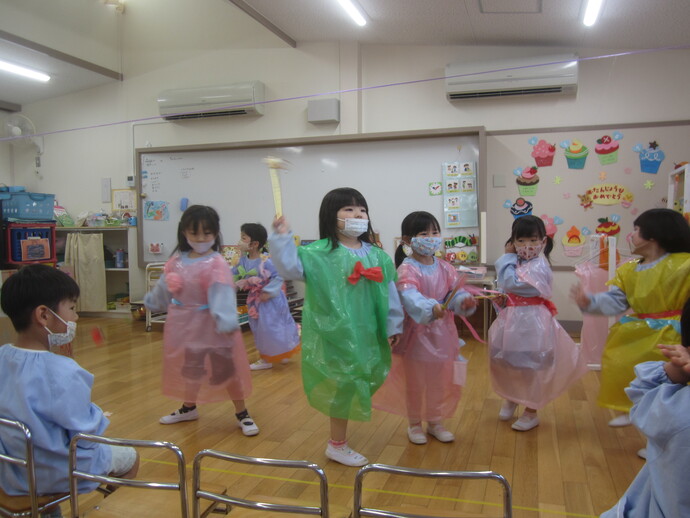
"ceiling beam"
0,99,21,112
226,0,297,48
0,30,122,81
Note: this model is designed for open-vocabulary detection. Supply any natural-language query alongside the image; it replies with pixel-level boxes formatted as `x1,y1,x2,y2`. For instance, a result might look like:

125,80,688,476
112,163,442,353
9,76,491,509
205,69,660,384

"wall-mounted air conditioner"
445,54,578,101
157,81,265,120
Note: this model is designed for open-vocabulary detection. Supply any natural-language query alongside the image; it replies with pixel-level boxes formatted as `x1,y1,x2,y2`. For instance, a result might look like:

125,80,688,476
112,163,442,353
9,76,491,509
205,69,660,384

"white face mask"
337,218,369,238
44,309,77,347
187,239,215,254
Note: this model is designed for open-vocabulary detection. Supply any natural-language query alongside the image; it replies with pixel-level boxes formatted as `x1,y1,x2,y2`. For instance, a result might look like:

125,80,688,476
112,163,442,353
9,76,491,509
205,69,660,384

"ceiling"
1,0,690,111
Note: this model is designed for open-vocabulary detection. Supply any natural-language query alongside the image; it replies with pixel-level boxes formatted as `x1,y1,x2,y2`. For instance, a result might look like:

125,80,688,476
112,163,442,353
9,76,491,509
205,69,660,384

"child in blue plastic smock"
600,296,690,517
572,208,690,429
490,215,586,431
269,187,403,467
373,211,477,445
144,205,257,436
0,265,139,504
234,223,300,370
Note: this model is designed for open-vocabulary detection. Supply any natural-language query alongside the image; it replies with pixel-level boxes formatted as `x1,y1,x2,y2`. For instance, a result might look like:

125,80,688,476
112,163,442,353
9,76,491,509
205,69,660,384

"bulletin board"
136,128,484,264
486,120,690,267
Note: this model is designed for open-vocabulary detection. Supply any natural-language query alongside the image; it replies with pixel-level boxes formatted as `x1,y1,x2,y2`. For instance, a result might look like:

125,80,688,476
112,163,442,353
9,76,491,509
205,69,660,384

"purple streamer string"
1,45,689,143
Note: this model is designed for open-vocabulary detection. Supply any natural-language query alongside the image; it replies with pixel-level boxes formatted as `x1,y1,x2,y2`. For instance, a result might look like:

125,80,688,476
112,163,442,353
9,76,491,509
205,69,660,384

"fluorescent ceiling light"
583,0,603,27
0,59,50,82
336,0,367,27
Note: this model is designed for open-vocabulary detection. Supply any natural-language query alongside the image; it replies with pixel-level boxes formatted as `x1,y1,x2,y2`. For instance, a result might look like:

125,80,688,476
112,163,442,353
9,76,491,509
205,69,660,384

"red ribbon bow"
347,261,383,285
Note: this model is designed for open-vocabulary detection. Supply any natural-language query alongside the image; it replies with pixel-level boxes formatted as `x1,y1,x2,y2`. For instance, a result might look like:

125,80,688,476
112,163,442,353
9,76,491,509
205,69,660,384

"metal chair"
353,463,512,518
192,449,351,518
0,417,70,518
68,434,190,518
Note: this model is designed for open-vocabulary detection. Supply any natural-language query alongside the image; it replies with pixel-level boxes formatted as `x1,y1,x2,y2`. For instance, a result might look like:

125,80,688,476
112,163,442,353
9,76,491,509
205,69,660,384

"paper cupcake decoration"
561,139,589,169
634,141,666,174
562,226,585,257
510,198,533,219
531,139,556,167
620,191,634,208
595,217,620,236
515,166,540,196
595,135,620,165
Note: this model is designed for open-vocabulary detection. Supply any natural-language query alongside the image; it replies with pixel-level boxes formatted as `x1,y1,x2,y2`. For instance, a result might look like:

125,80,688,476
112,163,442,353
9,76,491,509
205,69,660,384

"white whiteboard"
137,131,481,264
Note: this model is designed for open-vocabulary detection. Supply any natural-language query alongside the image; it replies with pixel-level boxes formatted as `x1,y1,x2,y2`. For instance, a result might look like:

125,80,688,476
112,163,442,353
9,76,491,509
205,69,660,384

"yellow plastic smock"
599,253,690,411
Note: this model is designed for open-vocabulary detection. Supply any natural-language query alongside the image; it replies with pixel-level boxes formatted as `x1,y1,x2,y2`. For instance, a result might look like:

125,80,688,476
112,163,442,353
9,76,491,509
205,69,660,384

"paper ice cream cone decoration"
263,156,288,217
562,226,585,257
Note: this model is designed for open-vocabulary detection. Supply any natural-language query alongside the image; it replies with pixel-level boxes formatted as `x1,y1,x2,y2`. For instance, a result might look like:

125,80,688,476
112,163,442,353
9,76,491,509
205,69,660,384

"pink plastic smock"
489,255,587,409
574,261,613,364
162,253,252,403
373,258,464,421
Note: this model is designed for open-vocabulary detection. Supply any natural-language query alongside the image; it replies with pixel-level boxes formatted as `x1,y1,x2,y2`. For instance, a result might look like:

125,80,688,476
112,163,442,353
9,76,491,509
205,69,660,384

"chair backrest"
68,433,188,518
353,463,512,518
0,417,69,518
192,449,331,518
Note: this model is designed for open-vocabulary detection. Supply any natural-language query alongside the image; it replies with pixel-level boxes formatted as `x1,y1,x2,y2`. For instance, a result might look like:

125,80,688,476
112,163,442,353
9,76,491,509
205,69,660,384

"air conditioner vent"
446,54,578,101
157,82,265,120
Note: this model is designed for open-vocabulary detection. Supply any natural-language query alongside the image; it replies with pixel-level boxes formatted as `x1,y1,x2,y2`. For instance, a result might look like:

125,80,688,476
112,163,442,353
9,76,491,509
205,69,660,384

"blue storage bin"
1,192,55,221
9,226,54,262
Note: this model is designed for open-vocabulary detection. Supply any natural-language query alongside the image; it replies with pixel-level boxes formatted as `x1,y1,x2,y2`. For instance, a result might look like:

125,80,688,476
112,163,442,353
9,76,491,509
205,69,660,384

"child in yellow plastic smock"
572,208,690,428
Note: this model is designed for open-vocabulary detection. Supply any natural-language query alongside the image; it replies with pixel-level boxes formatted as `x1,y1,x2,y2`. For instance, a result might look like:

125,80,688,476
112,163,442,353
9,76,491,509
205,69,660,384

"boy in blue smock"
601,296,690,517
0,265,138,515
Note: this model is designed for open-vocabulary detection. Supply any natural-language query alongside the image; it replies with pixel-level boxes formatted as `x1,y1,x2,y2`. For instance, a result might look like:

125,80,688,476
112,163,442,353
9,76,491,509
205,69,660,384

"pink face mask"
515,243,544,261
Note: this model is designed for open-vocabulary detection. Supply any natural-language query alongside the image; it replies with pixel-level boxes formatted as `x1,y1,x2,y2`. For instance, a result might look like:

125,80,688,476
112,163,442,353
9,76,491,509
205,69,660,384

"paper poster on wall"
443,161,478,228
143,201,169,221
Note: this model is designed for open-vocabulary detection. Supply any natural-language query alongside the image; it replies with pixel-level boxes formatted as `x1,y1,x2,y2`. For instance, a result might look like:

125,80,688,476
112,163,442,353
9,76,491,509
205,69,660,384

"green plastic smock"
297,238,396,421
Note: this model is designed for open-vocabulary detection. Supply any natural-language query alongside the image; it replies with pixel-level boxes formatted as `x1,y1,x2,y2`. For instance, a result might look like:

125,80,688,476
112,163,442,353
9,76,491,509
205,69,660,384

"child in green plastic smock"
269,187,403,467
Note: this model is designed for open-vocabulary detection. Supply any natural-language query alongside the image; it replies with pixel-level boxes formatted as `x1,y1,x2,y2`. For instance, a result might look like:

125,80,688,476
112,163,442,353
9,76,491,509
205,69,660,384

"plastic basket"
7,224,56,263
0,192,55,221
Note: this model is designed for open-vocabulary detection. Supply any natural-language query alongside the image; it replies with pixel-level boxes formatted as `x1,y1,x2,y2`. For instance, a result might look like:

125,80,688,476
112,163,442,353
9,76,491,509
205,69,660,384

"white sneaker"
238,417,260,436
608,414,631,427
325,444,368,467
427,424,455,443
637,448,647,460
407,425,427,444
499,400,518,421
250,359,273,370
160,406,199,424
511,412,539,431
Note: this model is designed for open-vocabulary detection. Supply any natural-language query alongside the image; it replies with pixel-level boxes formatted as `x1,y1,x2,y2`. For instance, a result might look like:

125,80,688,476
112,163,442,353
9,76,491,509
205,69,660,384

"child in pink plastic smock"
572,208,690,430
489,215,586,431
144,205,257,436
269,187,403,467
373,211,477,444
234,222,300,370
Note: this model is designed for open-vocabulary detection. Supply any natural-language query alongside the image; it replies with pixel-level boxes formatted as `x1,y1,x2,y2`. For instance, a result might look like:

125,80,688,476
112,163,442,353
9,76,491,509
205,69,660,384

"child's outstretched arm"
446,290,478,317
570,283,629,315
268,216,305,281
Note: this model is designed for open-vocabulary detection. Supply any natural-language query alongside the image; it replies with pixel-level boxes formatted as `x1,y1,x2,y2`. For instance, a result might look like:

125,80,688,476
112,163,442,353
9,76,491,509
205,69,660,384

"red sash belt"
506,294,558,316
636,309,681,319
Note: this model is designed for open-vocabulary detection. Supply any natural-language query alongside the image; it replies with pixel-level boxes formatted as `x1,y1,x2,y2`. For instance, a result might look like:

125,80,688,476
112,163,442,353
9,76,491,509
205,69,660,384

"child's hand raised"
504,241,516,254
272,216,290,234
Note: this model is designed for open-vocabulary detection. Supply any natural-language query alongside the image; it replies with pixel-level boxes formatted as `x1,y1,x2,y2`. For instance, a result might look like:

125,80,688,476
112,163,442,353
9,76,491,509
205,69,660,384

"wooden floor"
55,315,645,517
